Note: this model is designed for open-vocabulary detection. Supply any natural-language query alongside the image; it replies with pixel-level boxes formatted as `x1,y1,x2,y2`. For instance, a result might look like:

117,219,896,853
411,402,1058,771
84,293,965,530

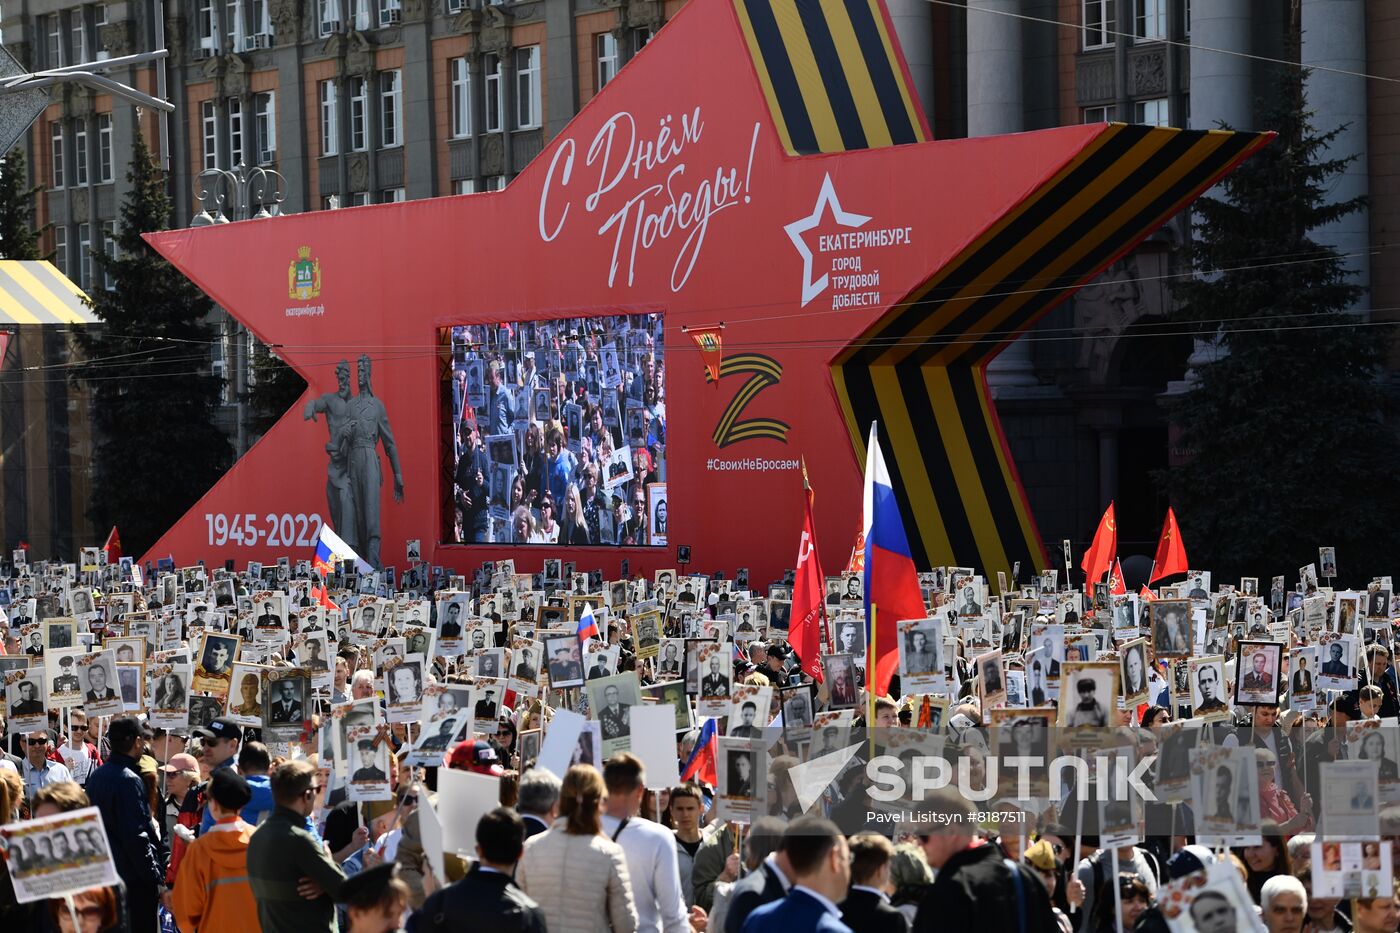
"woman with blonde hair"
518,764,637,933
560,484,590,546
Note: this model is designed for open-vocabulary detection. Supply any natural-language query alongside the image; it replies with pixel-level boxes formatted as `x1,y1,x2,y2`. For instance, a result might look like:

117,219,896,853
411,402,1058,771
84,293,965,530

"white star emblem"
785,173,872,307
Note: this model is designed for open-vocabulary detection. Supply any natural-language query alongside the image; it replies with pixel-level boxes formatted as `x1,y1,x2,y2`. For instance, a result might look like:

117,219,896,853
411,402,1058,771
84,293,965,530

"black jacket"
85,752,164,891
724,862,786,933
912,843,1058,933
408,865,546,933
841,887,909,933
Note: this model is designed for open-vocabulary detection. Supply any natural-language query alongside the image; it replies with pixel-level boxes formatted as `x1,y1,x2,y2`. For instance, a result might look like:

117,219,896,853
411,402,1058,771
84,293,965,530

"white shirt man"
600,756,690,933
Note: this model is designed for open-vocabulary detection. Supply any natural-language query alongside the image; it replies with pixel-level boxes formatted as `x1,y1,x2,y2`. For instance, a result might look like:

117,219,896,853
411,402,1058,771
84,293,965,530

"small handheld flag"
576,603,600,646
312,525,371,577
681,718,719,785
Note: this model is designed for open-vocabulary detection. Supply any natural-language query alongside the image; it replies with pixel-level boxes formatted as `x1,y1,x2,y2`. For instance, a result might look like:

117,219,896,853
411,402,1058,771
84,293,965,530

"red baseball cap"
445,739,505,776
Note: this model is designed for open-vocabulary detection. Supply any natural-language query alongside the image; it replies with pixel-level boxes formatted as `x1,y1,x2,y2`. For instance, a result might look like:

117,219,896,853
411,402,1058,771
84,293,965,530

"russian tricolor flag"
312,525,372,576
576,603,600,646
681,718,719,785
863,423,927,697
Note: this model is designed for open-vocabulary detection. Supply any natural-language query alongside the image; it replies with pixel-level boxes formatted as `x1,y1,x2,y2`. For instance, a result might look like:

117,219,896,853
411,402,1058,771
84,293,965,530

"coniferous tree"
245,340,306,437
77,134,233,555
0,148,44,260
1161,69,1400,583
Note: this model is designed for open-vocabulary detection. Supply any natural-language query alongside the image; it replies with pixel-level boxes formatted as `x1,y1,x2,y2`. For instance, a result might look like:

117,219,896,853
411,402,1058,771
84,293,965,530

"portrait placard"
263,669,309,741
77,650,122,719
1233,640,1282,706
0,806,120,904
147,663,191,732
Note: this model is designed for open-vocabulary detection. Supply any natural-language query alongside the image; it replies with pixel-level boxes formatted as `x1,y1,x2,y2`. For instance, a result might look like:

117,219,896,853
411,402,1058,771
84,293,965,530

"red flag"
792,463,826,683
1109,558,1126,596
680,718,719,785
1081,502,1116,586
1139,585,1156,602
103,526,122,562
689,328,724,384
844,530,865,574
1149,507,1190,583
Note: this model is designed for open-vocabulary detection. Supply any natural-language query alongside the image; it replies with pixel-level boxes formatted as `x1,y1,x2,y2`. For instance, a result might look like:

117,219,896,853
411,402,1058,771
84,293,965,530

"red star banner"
791,464,826,682
1081,502,1116,586
140,0,1269,580
1150,507,1190,583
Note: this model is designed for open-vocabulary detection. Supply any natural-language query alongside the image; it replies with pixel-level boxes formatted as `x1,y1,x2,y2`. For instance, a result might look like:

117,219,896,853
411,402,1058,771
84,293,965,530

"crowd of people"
0,550,1397,933
446,314,666,546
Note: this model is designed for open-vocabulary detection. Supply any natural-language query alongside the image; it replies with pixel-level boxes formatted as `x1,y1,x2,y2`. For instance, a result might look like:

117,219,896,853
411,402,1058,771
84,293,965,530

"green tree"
1161,69,1400,583
76,134,233,556
0,148,44,260
245,339,306,437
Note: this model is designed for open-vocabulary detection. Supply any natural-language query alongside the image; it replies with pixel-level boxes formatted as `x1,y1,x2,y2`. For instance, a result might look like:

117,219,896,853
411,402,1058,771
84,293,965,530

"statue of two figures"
304,354,404,569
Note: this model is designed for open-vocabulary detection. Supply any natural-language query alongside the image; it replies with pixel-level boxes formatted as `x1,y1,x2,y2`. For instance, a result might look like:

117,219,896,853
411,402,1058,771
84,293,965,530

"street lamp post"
191,162,288,226
191,163,290,455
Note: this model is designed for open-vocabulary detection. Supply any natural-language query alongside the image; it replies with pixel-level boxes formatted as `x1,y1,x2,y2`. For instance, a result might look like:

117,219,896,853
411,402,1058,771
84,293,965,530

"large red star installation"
144,0,1268,583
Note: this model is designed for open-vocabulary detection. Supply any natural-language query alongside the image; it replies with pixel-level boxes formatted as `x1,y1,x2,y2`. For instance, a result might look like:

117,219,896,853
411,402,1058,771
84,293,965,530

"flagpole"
867,604,877,757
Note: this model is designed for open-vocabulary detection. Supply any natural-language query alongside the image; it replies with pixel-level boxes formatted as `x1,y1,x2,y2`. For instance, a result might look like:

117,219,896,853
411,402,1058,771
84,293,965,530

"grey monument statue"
344,354,404,568
304,359,355,536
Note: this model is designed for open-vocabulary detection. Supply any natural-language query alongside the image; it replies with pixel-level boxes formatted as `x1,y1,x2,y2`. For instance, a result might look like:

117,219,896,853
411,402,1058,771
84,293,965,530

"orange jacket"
171,817,260,933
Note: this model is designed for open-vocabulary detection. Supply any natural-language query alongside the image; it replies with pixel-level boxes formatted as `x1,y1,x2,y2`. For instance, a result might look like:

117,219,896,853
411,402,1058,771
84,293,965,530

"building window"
378,0,400,26
1133,98,1169,127
515,46,540,129
95,4,108,26
632,26,654,54
71,12,88,64
77,224,91,290
46,14,64,68
1082,105,1115,123
1135,0,1164,41
350,191,370,206
74,122,89,186
349,77,368,151
596,33,618,89
319,0,341,36
450,57,471,138
246,0,270,44
379,69,402,147
380,187,405,203
202,100,218,169
199,0,219,53
228,97,244,165
50,122,65,189
102,220,117,290
446,0,463,12
255,91,276,164
54,227,67,276
1184,0,1190,34
486,175,506,191
1081,0,1114,50
349,0,370,30
320,80,339,155
98,113,113,182
484,53,502,133
453,178,475,194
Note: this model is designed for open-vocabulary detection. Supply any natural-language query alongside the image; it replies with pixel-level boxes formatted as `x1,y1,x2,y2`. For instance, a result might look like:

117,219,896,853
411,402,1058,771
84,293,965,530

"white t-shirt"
60,741,95,784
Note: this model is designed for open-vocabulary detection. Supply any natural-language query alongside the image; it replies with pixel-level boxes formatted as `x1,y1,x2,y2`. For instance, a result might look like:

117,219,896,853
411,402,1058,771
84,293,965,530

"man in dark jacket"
841,833,909,933
724,817,792,933
912,790,1058,933
247,759,347,933
85,716,165,933
408,807,545,933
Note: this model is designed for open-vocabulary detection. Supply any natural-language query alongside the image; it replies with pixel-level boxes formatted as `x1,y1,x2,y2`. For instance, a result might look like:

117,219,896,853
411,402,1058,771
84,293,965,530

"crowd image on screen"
445,313,665,545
